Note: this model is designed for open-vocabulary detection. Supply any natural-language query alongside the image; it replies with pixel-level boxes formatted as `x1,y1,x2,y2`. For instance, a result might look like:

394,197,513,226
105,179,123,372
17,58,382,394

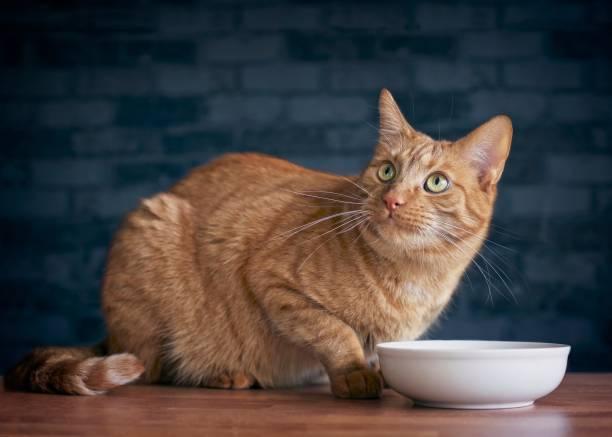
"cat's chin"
368,219,438,252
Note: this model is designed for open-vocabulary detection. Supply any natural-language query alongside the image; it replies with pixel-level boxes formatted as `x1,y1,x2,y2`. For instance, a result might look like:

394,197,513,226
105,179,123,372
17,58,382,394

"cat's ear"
457,115,513,186
378,88,416,138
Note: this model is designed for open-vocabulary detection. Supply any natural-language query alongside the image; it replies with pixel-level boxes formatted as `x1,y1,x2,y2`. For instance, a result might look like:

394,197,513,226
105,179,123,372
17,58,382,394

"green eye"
424,172,450,193
377,162,396,182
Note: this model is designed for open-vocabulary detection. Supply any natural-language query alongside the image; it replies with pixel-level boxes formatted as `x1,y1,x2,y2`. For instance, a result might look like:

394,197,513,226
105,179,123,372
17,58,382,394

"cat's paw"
204,371,256,390
330,367,383,399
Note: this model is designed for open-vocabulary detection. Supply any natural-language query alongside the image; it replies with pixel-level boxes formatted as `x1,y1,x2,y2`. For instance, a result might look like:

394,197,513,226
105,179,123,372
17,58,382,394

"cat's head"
358,89,512,258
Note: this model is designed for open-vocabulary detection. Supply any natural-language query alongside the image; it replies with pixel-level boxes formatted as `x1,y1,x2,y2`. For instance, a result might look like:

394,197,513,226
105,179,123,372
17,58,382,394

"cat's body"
5,90,512,398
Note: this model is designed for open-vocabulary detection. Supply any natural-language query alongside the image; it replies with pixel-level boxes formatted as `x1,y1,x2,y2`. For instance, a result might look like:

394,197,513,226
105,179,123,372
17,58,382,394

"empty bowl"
377,340,570,409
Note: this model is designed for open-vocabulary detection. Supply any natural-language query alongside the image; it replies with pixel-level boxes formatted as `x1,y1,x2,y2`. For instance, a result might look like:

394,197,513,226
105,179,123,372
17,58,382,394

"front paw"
330,367,383,399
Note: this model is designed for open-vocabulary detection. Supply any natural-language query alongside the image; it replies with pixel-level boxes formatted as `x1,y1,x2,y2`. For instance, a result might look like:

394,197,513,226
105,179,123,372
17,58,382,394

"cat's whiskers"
301,212,371,245
272,210,366,241
434,222,517,303
433,219,517,286
298,190,363,201
297,215,371,271
429,225,496,304
434,214,517,254
282,189,365,205
339,176,371,198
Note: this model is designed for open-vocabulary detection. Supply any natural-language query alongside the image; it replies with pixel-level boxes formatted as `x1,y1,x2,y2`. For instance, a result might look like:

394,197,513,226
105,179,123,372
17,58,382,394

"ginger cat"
5,89,512,399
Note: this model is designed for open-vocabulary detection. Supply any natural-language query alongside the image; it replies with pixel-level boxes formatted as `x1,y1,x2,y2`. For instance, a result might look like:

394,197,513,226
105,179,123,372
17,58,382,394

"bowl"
377,340,570,409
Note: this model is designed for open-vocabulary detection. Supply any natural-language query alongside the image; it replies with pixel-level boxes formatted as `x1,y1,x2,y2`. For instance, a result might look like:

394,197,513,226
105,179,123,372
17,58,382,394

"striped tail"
4,341,144,395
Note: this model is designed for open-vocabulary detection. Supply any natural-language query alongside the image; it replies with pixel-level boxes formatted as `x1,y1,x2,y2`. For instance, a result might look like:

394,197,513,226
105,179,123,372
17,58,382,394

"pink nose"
383,193,405,212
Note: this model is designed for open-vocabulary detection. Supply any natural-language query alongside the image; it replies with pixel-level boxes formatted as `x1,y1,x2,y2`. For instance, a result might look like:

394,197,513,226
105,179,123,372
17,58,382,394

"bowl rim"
376,340,571,359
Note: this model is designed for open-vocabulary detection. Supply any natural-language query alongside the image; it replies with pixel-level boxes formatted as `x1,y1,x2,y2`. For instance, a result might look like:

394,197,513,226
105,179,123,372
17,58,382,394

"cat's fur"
5,89,512,398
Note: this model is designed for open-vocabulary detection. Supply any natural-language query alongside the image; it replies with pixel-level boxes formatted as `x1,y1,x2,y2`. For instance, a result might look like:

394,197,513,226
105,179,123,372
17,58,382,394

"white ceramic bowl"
377,340,570,409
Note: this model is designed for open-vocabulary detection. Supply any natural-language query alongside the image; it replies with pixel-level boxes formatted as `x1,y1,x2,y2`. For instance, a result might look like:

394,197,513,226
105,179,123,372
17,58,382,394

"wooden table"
0,374,610,436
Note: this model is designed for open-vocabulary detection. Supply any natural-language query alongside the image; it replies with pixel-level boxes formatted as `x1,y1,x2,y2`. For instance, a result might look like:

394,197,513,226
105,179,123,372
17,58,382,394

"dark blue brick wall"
1,0,611,372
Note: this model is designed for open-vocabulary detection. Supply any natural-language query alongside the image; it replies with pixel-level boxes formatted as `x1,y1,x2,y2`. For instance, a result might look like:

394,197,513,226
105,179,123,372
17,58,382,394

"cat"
5,89,512,399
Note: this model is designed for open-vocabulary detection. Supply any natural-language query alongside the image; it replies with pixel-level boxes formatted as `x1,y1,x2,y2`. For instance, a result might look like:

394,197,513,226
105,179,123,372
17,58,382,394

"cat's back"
170,152,338,221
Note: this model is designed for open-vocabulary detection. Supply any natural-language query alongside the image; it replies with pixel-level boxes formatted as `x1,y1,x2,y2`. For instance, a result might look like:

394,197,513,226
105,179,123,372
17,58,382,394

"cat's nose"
383,193,405,212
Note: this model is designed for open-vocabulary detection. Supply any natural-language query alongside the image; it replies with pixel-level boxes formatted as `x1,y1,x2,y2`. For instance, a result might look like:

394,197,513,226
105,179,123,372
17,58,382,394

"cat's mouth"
371,213,437,244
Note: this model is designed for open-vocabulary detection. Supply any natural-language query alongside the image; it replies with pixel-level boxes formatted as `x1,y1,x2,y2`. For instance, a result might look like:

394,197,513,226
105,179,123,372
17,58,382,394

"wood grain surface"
0,373,610,436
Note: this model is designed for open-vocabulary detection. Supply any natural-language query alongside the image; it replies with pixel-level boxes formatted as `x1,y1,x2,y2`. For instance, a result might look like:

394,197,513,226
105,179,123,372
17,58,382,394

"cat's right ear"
378,88,416,139
457,115,513,187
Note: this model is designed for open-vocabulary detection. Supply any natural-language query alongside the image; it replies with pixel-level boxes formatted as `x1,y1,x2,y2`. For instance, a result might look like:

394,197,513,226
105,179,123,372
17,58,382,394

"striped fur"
5,89,512,398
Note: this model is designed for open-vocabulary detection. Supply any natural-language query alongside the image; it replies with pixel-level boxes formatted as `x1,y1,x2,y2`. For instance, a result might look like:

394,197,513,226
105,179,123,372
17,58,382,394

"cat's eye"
424,172,450,193
377,162,396,182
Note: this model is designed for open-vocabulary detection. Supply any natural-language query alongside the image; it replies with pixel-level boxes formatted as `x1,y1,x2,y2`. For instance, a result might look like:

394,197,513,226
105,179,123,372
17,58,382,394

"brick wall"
0,0,611,372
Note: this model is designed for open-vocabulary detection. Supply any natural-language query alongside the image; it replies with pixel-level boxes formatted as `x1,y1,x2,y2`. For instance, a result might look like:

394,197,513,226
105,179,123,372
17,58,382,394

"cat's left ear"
378,88,416,138
457,115,513,187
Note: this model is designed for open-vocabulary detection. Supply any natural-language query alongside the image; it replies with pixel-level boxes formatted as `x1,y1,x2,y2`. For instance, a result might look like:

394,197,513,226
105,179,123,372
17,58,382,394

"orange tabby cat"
5,89,512,399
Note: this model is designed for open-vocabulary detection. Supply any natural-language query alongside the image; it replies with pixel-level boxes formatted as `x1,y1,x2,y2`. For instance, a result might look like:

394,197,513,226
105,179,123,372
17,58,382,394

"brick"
159,5,235,34
87,5,157,32
328,4,410,29
468,91,547,124
0,219,116,252
38,100,116,128
287,34,380,61
288,96,370,124
549,94,612,123
75,314,106,342
72,128,163,156
328,63,411,91
503,61,583,90
459,32,543,58
380,35,455,58
75,68,153,96
0,190,69,218
102,40,197,66
415,61,496,91
114,162,189,186
503,4,589,29
325,126,377,153
0,313,74,344
73,185,157,219
243,6,319,30
416,4,496,31
550,31,612,59
115,97,200,127
32,159,111,187
593,62,612,91
202,36,282,62
500,153,545,184
0,102,37,127
34,39,196,67
243,64,320,91
391,92,470,126
240,127,325,155
292,155,369,175
0,36,25,66
0,162,29,187
0,129,73,158
204,96,283,124
596,189,612,213
0,249,41,282
517,125,601,153
431,316,511,341
591,127,611,151
523,252,598,288
0,69,71,97
43,252,80,289
155,66,236,96
547,155,612,183
500,185,591,217
164,130,233,155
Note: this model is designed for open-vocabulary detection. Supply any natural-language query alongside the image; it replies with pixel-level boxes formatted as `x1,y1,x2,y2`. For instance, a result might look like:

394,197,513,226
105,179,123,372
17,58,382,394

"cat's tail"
3,341,145,395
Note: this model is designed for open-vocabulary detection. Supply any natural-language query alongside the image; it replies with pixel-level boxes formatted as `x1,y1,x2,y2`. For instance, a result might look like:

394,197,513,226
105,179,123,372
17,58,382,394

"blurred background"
0,0,611,372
